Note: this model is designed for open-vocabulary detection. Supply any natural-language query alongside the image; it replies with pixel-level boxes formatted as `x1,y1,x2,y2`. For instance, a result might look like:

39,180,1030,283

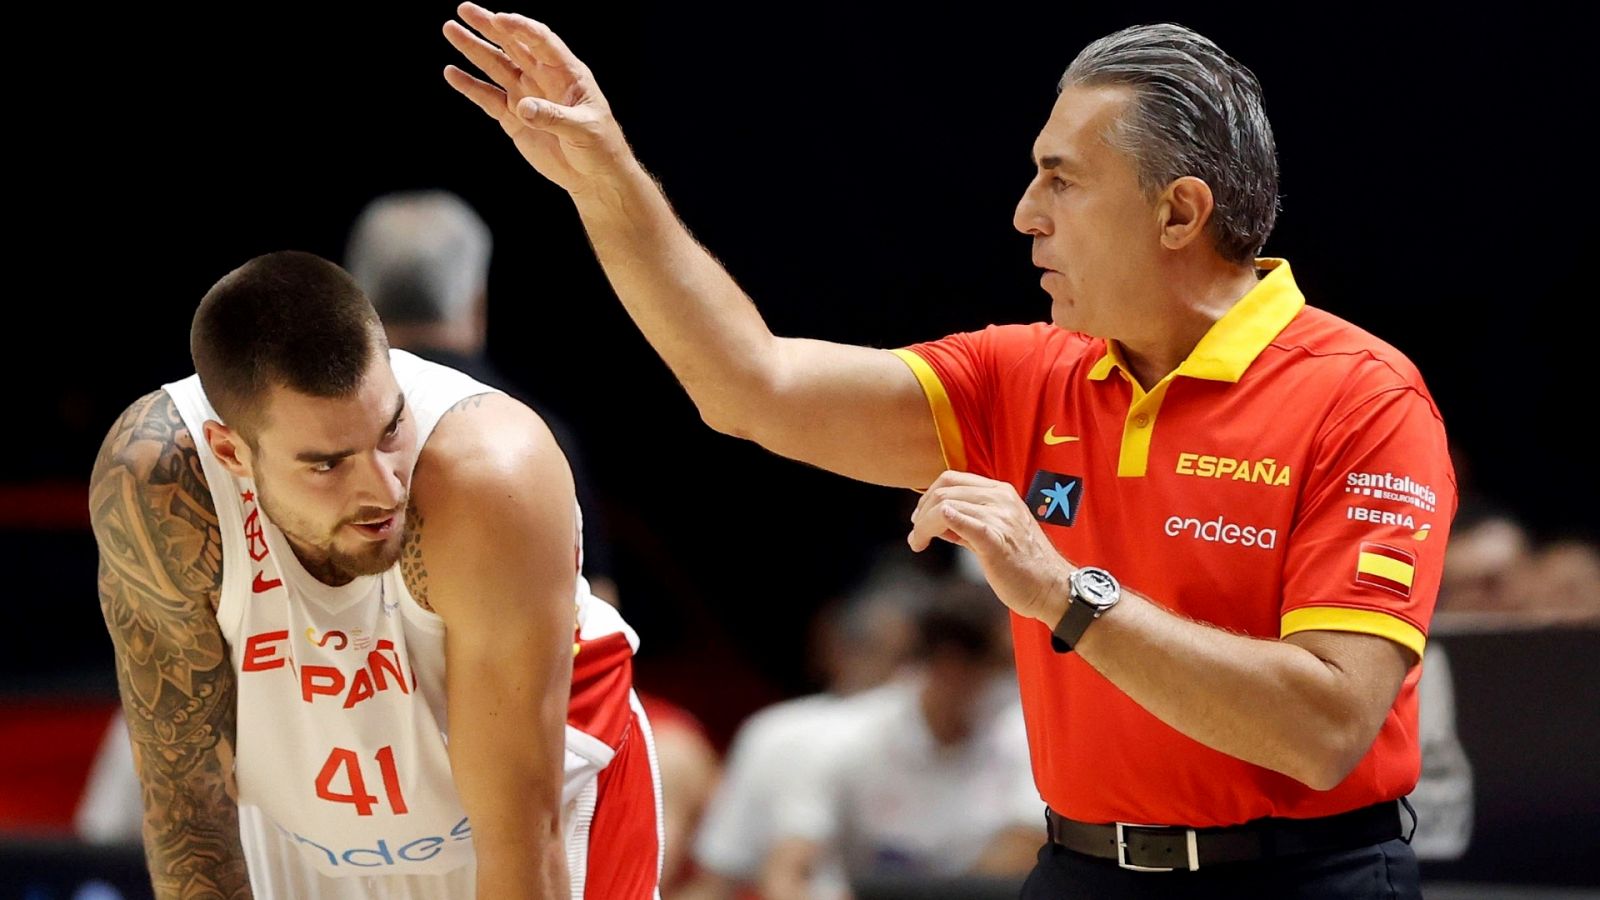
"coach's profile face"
206,355,419,584
1015,83,1216,340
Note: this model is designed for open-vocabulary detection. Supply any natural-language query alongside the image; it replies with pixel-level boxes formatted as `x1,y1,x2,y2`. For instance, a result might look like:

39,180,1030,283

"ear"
203,420,254,480
1157,175,1216,251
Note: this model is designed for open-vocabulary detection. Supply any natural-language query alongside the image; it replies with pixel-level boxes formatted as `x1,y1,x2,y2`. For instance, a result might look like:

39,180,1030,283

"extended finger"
908,474,1017,515
442,20,523,94
908,497,985,552
912,481,1015,523
490,11,591,79
929,498,998,550
443,65,509,119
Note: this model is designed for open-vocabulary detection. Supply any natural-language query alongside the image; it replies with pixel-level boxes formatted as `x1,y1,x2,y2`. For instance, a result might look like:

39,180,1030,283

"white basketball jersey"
163,349,640,887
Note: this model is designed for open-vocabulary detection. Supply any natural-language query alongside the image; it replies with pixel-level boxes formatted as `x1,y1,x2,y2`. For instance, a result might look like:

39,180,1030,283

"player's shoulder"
412,392,571,512
89,389,222,608
90,388,214,507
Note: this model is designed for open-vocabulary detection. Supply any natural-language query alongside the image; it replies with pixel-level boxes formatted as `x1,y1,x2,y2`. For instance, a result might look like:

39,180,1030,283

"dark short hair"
1062,23,1279,264
190,251,384,441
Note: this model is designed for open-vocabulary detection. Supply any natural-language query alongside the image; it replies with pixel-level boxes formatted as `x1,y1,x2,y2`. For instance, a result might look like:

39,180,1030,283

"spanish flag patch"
1356,542,1416,597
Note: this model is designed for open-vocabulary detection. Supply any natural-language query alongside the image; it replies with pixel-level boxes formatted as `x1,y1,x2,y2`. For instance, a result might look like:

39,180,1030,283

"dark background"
10,4,1591,734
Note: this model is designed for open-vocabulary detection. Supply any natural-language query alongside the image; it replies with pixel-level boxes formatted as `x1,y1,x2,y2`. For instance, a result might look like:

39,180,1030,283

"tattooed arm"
89,390,252,899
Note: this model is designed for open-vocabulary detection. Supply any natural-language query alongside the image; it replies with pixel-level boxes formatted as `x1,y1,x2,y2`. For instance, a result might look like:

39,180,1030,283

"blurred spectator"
1524,540,1600,624
809,557,933,696
760,581,1038,900
682,548,927,899
1406,644,1474,861
1439,502,1600,624
345,189,618,603
1439,513,1531,615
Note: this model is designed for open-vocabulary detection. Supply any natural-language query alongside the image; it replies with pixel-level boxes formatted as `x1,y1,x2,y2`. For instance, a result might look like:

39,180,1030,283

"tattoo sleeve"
400,501,431,612
89,391,253,899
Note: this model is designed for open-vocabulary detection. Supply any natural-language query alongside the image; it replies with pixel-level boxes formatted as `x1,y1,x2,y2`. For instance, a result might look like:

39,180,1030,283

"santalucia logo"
1344,471,1437,512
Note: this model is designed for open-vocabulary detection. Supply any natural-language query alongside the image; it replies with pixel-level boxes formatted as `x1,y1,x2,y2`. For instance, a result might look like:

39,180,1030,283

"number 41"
315,746,408,816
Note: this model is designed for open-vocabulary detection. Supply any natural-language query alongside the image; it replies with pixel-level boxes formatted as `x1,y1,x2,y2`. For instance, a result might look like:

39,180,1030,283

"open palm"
442,3,630,194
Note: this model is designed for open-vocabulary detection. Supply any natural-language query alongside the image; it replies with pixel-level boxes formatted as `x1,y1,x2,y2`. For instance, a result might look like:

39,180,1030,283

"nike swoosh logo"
252,572,283,594
1043,427,1080,446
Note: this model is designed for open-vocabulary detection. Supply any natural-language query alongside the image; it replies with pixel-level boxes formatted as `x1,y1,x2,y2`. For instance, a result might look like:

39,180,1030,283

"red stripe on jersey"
582,709,660,898
569,631,635,750
1359,542,1415,566
1356,570,1413,597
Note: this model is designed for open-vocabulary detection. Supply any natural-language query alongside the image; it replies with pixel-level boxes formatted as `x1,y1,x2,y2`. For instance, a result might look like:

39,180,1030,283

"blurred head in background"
914,579,1011,747
346,190,493,357
1439,514,1532,614
811,584,920,697
1525,540,1600,623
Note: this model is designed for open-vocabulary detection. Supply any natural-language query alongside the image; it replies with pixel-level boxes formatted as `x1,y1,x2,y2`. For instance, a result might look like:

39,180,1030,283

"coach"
444,7,1454,895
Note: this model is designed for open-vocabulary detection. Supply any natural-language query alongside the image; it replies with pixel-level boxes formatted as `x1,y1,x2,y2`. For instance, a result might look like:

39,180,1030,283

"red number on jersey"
375,745,409,815
315,746,407,816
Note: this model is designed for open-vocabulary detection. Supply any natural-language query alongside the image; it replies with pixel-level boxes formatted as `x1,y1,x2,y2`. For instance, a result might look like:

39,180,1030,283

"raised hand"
443,3,635,194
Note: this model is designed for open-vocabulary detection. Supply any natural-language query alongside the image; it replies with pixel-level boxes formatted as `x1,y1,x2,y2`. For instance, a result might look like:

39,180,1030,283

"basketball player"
88,251,662,899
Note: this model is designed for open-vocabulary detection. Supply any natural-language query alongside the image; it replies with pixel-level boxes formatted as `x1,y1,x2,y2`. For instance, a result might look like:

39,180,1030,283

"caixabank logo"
1026,470,1083,527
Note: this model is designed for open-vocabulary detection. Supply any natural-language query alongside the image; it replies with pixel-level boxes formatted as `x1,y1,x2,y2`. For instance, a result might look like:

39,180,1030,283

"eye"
1051,176,1072,193
385,413,405,440
311,459,342,475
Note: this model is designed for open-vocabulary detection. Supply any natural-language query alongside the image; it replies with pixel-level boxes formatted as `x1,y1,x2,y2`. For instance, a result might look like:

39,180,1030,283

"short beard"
256,482,408,586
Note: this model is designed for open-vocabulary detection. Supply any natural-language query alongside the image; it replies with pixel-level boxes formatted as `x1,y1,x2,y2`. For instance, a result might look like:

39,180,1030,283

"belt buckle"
1115,822,1200,872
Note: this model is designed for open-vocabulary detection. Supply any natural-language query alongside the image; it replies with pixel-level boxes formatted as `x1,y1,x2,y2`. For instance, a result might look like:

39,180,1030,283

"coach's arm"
90,391,253,899
443,7,947,491
410,393,577,900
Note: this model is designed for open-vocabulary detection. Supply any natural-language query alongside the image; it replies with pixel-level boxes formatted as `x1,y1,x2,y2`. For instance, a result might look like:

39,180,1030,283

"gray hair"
1061,24,1278,264
344,190,492,325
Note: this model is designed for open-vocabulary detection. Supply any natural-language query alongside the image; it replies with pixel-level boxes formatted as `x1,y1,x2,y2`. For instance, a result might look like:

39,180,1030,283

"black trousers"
1018,836,1422,899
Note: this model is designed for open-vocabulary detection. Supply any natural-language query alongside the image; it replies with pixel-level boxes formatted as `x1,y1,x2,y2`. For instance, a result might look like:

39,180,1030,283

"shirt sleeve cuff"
1281,606,1426,659
888,348,967,473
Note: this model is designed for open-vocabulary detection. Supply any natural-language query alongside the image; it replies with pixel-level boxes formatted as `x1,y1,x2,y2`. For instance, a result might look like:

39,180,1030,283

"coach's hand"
908,471,1075,625
443,3,634,195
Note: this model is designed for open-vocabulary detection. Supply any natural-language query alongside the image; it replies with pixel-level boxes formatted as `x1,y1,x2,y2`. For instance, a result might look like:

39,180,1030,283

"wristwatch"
1050,566,1121,653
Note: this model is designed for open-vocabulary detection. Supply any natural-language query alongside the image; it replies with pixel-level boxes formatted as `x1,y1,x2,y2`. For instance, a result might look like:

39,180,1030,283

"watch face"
1075,568,1119,607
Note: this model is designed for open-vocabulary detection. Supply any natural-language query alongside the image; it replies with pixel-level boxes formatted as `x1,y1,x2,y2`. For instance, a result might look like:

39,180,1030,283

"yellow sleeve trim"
1281,606,1426,659
888,348,968,473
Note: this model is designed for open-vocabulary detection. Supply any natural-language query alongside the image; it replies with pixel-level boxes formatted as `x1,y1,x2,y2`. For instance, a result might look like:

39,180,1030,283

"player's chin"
336,529,407,577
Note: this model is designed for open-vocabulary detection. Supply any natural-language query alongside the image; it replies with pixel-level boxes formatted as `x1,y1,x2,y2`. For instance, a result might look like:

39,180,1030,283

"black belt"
1045,800,1404,872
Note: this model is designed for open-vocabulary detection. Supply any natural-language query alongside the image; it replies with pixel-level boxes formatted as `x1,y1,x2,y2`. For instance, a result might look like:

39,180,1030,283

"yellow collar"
1088,258,1305,384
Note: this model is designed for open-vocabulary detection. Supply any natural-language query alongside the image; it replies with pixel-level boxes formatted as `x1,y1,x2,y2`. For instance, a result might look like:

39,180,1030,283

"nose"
356,449,408,513
1014,176,1052,237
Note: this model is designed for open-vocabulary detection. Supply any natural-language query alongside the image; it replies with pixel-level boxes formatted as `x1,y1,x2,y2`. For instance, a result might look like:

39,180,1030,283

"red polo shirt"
892,259,1456,826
